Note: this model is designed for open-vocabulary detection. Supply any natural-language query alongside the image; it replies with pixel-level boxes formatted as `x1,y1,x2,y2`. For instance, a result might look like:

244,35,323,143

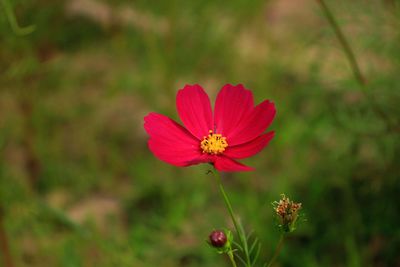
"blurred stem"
0,206,15,267
316,0,365,85
266,234,285,267
165,0,177,103
316,0,397,132
19,96,41,191
212,170,252,267
1,0,35,35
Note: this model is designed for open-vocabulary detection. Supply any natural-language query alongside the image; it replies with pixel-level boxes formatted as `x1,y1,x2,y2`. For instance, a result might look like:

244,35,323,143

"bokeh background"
1,0,400,266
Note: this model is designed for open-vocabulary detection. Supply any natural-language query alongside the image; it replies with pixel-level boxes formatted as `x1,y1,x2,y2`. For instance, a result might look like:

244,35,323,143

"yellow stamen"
200,130,228,155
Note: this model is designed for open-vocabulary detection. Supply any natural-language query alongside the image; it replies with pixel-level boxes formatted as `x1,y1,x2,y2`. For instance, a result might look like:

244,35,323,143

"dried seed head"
273,194,302,233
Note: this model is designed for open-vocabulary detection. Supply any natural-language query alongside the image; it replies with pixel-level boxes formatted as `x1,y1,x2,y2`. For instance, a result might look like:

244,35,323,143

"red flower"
144,84,276,172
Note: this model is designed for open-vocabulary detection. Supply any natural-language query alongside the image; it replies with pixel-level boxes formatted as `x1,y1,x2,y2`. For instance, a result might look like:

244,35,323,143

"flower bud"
209,230,227,248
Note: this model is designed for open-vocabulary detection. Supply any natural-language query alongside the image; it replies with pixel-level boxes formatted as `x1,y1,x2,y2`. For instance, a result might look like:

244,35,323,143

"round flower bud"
209,230,227,248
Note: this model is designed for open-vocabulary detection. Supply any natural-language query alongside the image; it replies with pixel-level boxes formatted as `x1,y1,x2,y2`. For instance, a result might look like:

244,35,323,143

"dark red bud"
209,230,227,248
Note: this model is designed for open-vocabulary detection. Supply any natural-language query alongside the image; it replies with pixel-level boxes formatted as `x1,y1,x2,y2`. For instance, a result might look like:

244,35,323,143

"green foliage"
1,0,399,266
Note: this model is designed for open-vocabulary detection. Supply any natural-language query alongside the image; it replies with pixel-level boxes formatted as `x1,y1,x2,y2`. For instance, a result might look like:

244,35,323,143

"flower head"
273,194,302,233
144,84,276,172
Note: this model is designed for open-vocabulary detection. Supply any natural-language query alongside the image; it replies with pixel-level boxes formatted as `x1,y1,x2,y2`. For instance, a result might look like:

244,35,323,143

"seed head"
273,194,302,233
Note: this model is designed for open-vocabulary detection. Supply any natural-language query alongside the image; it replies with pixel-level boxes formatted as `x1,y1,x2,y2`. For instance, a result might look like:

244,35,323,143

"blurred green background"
1,0,400,266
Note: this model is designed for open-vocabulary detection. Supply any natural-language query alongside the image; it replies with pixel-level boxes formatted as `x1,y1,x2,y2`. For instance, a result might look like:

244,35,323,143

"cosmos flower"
144,84,276,172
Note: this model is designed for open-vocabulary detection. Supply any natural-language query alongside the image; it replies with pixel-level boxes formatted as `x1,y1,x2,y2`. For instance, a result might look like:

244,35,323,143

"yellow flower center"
200,130,228,155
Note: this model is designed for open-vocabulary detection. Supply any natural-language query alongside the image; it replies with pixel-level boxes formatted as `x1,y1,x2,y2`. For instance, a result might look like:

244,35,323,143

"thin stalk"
316,0,397,131
316,0,365,85
0,207,15,267
266,234,285,267
1,0,35,35
227,250,238,267
213,170,252,267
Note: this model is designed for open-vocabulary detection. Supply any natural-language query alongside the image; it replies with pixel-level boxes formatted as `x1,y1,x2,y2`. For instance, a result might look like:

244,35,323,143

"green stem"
227,250,238,267
213,170,252,267
1,0,35,35
316,0,397,132
316,0,365,85
266,234,285,267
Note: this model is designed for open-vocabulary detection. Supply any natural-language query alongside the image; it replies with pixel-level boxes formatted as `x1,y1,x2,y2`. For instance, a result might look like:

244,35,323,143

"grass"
1,0,400,266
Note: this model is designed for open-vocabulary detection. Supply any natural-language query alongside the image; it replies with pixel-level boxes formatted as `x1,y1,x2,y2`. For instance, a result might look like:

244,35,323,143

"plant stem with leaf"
1,0,35,35
228,249,238,267
212,170,252,267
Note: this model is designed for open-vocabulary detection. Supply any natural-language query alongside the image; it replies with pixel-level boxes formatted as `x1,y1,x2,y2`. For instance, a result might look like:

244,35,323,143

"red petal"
227,100,276,146
213,156,253,172
214,84,254,136
176,85,213,140
224,132,274,159
144,112,204,166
